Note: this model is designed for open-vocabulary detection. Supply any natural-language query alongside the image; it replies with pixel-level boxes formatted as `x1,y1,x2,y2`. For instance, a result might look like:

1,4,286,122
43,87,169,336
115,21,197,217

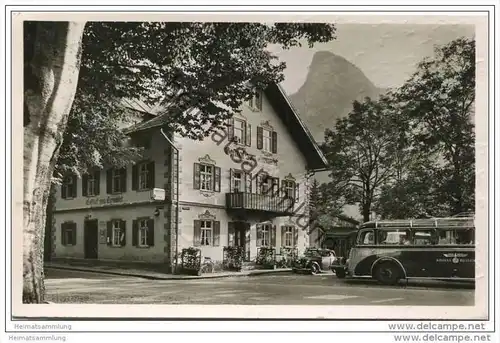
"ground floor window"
112,221,122,246
257,223,275,246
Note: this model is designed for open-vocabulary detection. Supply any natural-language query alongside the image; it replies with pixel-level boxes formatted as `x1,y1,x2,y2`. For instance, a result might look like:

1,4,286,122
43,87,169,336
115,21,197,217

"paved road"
44,268,474,306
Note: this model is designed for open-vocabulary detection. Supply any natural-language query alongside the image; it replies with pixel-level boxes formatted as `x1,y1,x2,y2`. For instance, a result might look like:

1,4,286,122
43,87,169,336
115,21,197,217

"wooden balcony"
225,192,295,216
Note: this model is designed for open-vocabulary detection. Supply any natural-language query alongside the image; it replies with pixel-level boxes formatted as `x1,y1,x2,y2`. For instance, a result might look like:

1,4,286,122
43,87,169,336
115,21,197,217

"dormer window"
247,89,263,111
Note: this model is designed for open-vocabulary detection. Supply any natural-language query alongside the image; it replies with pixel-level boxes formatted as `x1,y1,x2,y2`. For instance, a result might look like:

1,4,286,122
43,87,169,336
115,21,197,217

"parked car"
330,256,349,278
292,248,337,275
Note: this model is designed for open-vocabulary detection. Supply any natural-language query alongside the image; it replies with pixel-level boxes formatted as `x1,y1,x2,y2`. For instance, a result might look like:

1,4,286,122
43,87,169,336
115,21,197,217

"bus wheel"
374,262,402,286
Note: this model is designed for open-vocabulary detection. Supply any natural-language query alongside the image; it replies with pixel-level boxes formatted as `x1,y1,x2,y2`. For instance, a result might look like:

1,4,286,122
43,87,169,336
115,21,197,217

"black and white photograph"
9,6,493,330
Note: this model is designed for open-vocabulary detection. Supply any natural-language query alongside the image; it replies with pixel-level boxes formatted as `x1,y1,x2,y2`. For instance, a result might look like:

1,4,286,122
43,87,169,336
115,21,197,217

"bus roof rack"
360,217,474,229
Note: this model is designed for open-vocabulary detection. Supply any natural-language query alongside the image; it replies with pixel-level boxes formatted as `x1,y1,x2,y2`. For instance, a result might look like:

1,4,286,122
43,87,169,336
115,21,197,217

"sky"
268,23,475,94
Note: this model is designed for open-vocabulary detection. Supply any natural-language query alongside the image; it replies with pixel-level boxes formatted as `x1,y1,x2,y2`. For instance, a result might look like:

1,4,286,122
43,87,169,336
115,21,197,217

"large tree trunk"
23,21,85,303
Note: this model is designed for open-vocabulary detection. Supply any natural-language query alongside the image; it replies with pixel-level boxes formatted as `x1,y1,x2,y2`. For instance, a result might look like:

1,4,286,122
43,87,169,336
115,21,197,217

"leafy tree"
23,21,337,303
321,96,401,222
394,37,475,215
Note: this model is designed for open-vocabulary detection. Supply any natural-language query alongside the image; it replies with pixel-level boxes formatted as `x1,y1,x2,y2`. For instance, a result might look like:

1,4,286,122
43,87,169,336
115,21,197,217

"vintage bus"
331,216,475,285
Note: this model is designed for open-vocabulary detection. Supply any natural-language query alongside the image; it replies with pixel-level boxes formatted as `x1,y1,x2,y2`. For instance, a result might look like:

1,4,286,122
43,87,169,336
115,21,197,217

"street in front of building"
44,268,474,306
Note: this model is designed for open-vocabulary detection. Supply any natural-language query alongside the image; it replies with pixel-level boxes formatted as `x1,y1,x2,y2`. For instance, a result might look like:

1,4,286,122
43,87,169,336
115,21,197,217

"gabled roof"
125,83,328,171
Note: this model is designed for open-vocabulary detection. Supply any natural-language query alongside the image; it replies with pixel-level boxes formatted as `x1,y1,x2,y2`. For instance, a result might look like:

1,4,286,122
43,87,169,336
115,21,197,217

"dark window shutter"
295,183,300,201
274,178,280,197
281,226,286,247
271,225,277,247
61,223,67,246
82,174,88,197
120,168,127,193
106,221,112,246
227,119,234,141
71,175,77,197
245,123,251,146
255,90,263,110
229,168,234,192
293,227,299,247
257,126,263,150
132,220,138,247
213,221,220,246
94,170,100,195
256,225,262,247
148,161,155,189
271,131,278,154
214,167,221,192
245,172,252,193
132,165,138,190
71,222,77,245
147,219,155,246
193,163,201,189
120,220,126,246
106,169,112,194
61,183,67,199
193,220,201,246
228,222,235,246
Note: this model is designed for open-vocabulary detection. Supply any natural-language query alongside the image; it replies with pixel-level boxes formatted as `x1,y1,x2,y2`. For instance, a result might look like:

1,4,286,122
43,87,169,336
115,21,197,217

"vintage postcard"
10,7,491,327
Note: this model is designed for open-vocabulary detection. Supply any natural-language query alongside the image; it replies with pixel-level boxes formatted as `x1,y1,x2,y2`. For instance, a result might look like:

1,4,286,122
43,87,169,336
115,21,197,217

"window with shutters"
284,226,294,247
194,163,221,193
112,169,123,193
200,220,213,246
200,164,213,191
112,220,122,247
138,219,148,247
61,175,76,199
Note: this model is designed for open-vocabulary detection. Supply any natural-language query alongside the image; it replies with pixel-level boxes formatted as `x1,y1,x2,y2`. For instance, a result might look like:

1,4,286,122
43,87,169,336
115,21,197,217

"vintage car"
292,248,337,275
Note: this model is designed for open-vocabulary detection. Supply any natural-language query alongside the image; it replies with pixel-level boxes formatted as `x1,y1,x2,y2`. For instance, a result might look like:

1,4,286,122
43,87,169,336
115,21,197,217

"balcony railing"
225,192,295,215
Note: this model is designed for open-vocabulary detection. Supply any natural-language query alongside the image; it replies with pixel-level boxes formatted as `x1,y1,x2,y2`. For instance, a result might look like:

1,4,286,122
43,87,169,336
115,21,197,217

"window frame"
357,229,375,246
138,219,149,247
112,169,123,194
112,220,122,247
232,169,244,192
283,180,295,199
86,173,97,197
200,220,213,246
233,118,246,144
262,128,272,153
62,176,75,199
283,226,294,247
138,162,149,191
200,164,214,191
259,224,271,246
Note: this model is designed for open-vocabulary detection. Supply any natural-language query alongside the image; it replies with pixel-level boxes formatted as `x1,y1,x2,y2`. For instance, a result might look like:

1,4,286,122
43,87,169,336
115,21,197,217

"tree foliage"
56,22,337,177
390,37,475,215
322,37,475,220
321,96,401,222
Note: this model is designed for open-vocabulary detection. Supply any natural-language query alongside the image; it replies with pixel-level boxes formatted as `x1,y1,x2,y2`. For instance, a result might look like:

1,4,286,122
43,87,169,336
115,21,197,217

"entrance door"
84,219,98,259
234,222,250,261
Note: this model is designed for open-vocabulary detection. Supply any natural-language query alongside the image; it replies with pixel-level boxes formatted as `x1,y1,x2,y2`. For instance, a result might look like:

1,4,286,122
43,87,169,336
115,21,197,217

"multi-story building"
50,83,328,272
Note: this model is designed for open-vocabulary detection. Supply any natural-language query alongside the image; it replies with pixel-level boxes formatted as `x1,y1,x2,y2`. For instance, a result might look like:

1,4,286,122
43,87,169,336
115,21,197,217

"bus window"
358,230,374,245
377,229,411,245
412,229,437,245
437,228,474,245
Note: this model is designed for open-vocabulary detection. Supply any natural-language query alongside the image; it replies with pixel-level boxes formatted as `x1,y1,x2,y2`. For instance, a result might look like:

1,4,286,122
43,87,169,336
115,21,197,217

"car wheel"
374,262,402,285
336,268,346,279
310,263,320,275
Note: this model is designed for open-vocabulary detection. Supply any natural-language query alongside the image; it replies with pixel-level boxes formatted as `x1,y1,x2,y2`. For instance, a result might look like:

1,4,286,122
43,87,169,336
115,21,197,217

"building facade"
51,83,328,272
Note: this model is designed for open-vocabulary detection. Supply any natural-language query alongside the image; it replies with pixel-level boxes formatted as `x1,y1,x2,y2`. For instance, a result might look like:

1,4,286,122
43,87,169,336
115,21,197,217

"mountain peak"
289,51,384,143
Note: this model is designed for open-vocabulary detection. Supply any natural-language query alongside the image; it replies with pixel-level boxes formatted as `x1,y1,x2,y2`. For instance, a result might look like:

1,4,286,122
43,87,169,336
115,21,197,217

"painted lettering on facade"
85,195,124,206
